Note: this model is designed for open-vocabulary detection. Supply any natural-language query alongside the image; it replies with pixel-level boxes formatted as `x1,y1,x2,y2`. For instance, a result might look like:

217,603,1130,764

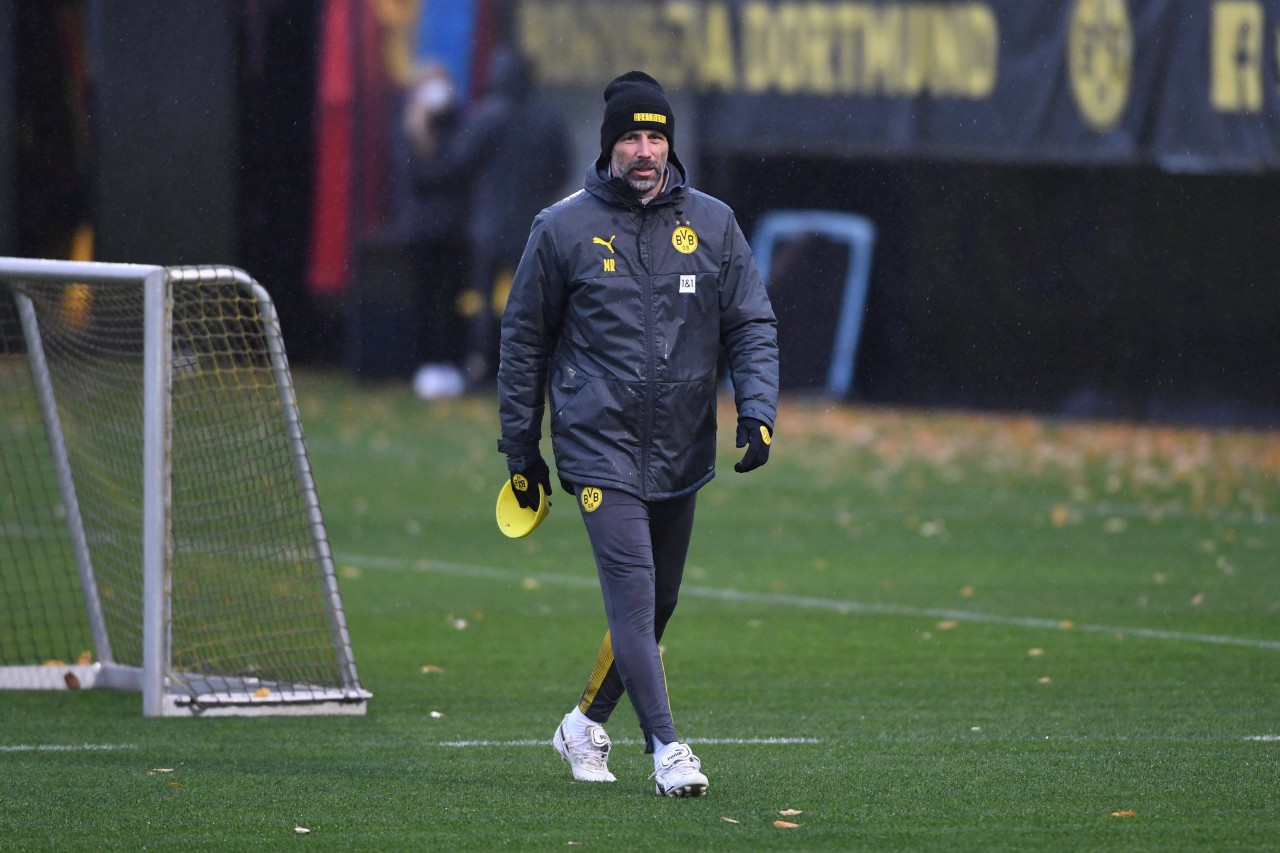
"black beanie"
599,71,674,160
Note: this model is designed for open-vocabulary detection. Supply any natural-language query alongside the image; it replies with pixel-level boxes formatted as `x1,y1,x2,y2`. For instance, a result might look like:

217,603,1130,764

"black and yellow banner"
516,0,1280,172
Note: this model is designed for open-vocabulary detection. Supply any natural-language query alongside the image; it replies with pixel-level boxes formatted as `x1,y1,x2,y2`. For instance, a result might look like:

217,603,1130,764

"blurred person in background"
397,60,469,398
497,71,779,797
413,47,570,389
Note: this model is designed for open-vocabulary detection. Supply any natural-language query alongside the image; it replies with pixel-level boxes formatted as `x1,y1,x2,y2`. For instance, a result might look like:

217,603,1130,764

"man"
497,71,778,797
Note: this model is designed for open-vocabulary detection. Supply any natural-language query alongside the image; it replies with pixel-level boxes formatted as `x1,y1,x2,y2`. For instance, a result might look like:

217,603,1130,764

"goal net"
0,258,370,716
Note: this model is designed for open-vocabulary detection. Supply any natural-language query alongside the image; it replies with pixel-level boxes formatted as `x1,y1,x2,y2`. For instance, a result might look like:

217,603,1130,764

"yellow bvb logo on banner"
1067,0,1133,132
672,226,698,254
1210,1,1265,113
580,487,603,512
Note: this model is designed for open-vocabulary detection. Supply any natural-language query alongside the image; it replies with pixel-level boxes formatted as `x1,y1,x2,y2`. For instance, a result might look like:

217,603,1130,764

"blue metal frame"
751,210,876,398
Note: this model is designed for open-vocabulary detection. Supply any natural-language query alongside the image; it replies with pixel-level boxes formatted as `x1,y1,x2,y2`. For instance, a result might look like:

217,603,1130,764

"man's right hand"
507,455,552,511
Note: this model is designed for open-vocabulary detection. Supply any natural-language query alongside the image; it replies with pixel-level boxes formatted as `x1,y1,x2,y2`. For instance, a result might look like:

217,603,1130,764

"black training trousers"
572,485,697,752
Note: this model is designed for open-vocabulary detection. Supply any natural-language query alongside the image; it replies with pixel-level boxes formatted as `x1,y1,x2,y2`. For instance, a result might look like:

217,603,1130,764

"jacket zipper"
637,203,656,501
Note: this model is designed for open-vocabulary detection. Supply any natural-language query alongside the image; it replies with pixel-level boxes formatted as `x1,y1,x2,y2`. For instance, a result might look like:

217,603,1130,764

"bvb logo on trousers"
580,487,603,512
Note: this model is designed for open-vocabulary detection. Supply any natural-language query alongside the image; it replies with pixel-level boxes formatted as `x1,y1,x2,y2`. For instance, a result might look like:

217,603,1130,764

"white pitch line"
0,744,136,753
1244,735,1280,742
338,553,1280,653
433,737,821,748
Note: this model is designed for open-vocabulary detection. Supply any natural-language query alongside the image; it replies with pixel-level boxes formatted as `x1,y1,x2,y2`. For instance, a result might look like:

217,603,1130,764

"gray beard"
625,166,664,196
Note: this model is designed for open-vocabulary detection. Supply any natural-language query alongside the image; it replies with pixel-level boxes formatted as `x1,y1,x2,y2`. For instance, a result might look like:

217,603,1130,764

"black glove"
507,455,552,511
733,418,772,473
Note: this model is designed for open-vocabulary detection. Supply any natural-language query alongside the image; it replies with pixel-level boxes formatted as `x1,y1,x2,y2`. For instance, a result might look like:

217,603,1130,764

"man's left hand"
733,418,772,473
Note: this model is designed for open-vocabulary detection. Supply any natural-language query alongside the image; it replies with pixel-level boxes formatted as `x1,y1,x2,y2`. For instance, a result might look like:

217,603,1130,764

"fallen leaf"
419,665,444,674
1038,676,1053,684
1050,504,1070,527
254,687,271,698
774,820,801,829
64,672,81,690
149,768,174,774
1028,648,1045,657
720,817,739,824
169,782,183,788
779,809,803,816
77,650,94,665
936,619,959,630
1111,810,1136,818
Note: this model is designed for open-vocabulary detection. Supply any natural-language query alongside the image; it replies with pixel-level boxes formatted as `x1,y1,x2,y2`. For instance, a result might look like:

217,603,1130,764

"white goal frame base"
0,664,371,717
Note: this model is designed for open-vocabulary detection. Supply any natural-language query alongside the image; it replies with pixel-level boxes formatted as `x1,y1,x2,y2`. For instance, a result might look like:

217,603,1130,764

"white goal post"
0,258,370,716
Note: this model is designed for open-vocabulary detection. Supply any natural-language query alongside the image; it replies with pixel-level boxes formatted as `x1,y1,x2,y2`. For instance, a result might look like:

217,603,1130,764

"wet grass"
3,370,1277,850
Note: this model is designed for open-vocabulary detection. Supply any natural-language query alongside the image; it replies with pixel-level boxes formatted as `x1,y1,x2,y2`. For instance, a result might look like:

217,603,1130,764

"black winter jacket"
498,158,778,501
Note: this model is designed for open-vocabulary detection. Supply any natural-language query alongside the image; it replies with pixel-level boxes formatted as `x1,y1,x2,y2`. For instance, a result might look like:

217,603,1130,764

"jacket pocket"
551,365,645,488
551,363,587,424
649,374,718,494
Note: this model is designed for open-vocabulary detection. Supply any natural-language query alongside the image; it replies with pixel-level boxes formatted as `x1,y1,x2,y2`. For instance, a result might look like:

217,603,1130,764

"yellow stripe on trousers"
577,631,614,713
577,629,674,741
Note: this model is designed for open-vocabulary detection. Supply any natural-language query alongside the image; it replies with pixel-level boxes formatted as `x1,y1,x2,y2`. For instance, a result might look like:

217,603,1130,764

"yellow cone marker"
496,479,549,538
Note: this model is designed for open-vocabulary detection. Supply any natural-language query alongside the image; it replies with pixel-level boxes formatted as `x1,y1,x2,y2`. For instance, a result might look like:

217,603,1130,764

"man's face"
610,130,669,199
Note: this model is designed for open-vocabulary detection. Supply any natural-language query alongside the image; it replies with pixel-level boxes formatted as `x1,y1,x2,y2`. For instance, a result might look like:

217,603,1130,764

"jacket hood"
586,152,688,208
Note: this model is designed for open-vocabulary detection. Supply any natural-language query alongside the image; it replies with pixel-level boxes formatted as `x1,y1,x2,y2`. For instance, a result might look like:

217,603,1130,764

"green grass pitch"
2,370,1277,850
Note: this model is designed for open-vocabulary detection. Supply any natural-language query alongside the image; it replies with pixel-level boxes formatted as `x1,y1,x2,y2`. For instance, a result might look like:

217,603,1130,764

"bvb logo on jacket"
671,224,697,254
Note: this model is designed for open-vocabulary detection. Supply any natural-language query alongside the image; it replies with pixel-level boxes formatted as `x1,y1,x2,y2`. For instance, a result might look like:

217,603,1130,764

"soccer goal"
0,258,370,717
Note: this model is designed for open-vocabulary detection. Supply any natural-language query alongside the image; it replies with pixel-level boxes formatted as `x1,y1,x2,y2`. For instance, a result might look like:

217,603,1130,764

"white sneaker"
552,715,616,782
651,742,709,797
